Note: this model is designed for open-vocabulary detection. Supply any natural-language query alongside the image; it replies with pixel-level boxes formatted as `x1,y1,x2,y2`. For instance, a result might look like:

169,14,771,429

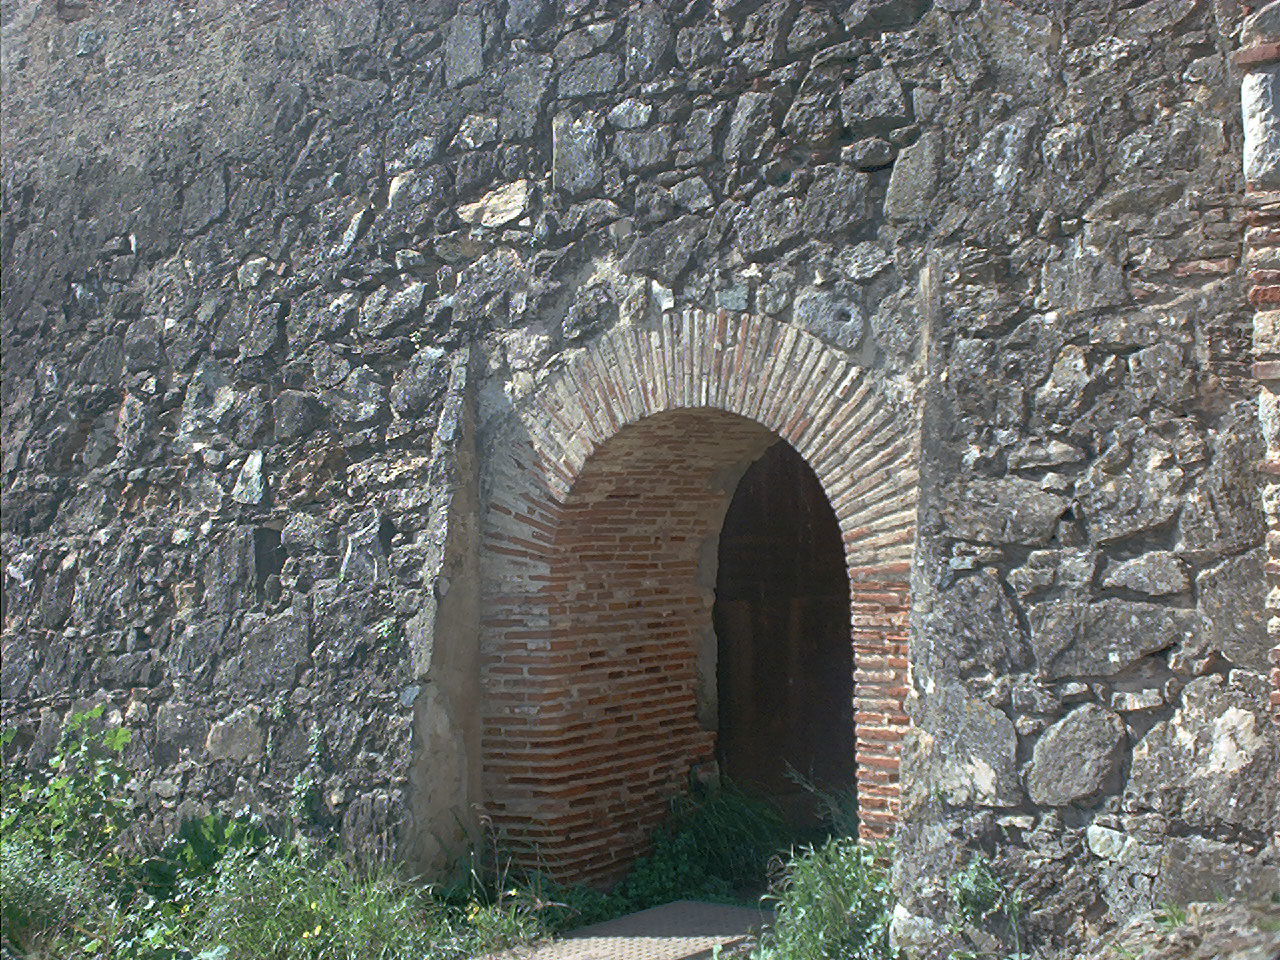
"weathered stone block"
840,67,910,136
552,112,603,197
909,682,1021,808
445,15,484,88
205,706,265,762
1077,427,1185,544
1029,597,1195,679
1126,674,1279,834
942,478,1068,547
1026,703,1126,805
1101,551,1188,596
1243,64,1280,188
273,390,326,442
1191,549,1270,673
883,129,939,222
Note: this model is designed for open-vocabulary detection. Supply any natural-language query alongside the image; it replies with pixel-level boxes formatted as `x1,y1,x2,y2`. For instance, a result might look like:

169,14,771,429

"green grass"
0,830,107,955
1,710,546,960
2,709,924,960
753,837,896,960
197,847,542,960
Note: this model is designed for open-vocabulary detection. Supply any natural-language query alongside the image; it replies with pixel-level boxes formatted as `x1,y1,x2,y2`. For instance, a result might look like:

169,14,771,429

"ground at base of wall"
487,901,769,960
1079,900,1280,960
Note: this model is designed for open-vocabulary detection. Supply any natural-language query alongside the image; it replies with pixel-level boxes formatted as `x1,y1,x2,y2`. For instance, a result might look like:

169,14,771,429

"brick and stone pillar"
1239,3,1280,723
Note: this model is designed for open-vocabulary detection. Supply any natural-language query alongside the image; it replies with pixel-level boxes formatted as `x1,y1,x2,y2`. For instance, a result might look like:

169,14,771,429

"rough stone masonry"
2,0,1278,956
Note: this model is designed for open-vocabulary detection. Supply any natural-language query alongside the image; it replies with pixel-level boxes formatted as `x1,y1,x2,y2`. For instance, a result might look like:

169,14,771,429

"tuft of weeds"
1,710,548,960
947,853,1027,960
753,837,896,960
612,784,791,911
1153,901,1188,931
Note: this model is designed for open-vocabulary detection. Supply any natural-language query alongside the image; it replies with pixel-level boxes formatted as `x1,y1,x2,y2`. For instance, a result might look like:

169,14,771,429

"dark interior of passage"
713,440,855,821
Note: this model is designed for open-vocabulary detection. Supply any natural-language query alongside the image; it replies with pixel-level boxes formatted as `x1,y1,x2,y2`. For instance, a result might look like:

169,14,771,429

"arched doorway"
478,311,917,883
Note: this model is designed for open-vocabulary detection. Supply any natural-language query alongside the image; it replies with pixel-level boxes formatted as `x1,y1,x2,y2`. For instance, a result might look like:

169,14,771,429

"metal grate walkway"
493,900,771,960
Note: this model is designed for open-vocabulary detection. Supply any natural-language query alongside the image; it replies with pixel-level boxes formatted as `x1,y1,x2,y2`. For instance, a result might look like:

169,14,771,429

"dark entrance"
713,440,855,820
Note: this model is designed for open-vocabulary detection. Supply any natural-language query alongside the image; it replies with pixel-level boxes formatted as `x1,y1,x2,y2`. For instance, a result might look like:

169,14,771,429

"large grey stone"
1243,64,1280,189
505,0,547,35
884,130,938,221
737,189,801,258
328,366,387,428
840,0,929,34
1191,548,1270,672
1039,228,1127,315
205,706,265,762
1007,548,1098,597
1026,703,1126,805
557,53,621,98
358,283,425,339
1177,406,1265,563
457,180,532,227
1101,551,1188,596
614,125,673,172
723,92,772,165
800,164,872,235
1243,2,1280,45
624,5,672,81
391,346,447,418
1082,900,1280,960
444,15,483,88
840,67,910,135
1125,674,1280,834
1077,427,1185,544
620,215,706,283
500,57,551,140
552,112,603,197
1029,597,1194,679
220,608,311,696
1155,836,1280,906
942,478,1068,546
926,570,1030,675
910,682,1021,807
230,451,266,505
340,509,388,585
783,90,841,146
792,287,865,352
273,390,326,442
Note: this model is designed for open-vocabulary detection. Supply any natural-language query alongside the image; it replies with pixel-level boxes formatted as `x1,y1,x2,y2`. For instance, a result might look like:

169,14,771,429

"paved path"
495,900,771,960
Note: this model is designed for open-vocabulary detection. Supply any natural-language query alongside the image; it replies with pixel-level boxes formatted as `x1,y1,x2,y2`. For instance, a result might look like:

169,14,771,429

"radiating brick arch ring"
479,309,918,882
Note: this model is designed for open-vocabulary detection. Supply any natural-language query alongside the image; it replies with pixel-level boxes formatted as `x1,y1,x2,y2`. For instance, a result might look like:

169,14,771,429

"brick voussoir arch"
480,307,919,882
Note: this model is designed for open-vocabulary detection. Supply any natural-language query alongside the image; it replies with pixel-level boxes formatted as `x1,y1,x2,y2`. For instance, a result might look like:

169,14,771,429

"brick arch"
479,309,918,882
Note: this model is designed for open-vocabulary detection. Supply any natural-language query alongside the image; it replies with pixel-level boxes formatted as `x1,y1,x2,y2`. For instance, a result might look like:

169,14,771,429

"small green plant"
2,710,552,960
612,784,791,911
947,854,1026,959
3,705,134,864
1,706,138,955
785,767,860,839
754,838,896,960
1153,901,1188,931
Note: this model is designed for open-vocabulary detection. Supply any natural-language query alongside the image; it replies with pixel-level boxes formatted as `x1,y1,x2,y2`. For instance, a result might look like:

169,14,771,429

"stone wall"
2,0,1277,956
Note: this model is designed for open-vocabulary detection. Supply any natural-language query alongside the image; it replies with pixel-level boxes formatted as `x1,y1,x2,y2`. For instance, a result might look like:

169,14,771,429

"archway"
479,310,917,883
